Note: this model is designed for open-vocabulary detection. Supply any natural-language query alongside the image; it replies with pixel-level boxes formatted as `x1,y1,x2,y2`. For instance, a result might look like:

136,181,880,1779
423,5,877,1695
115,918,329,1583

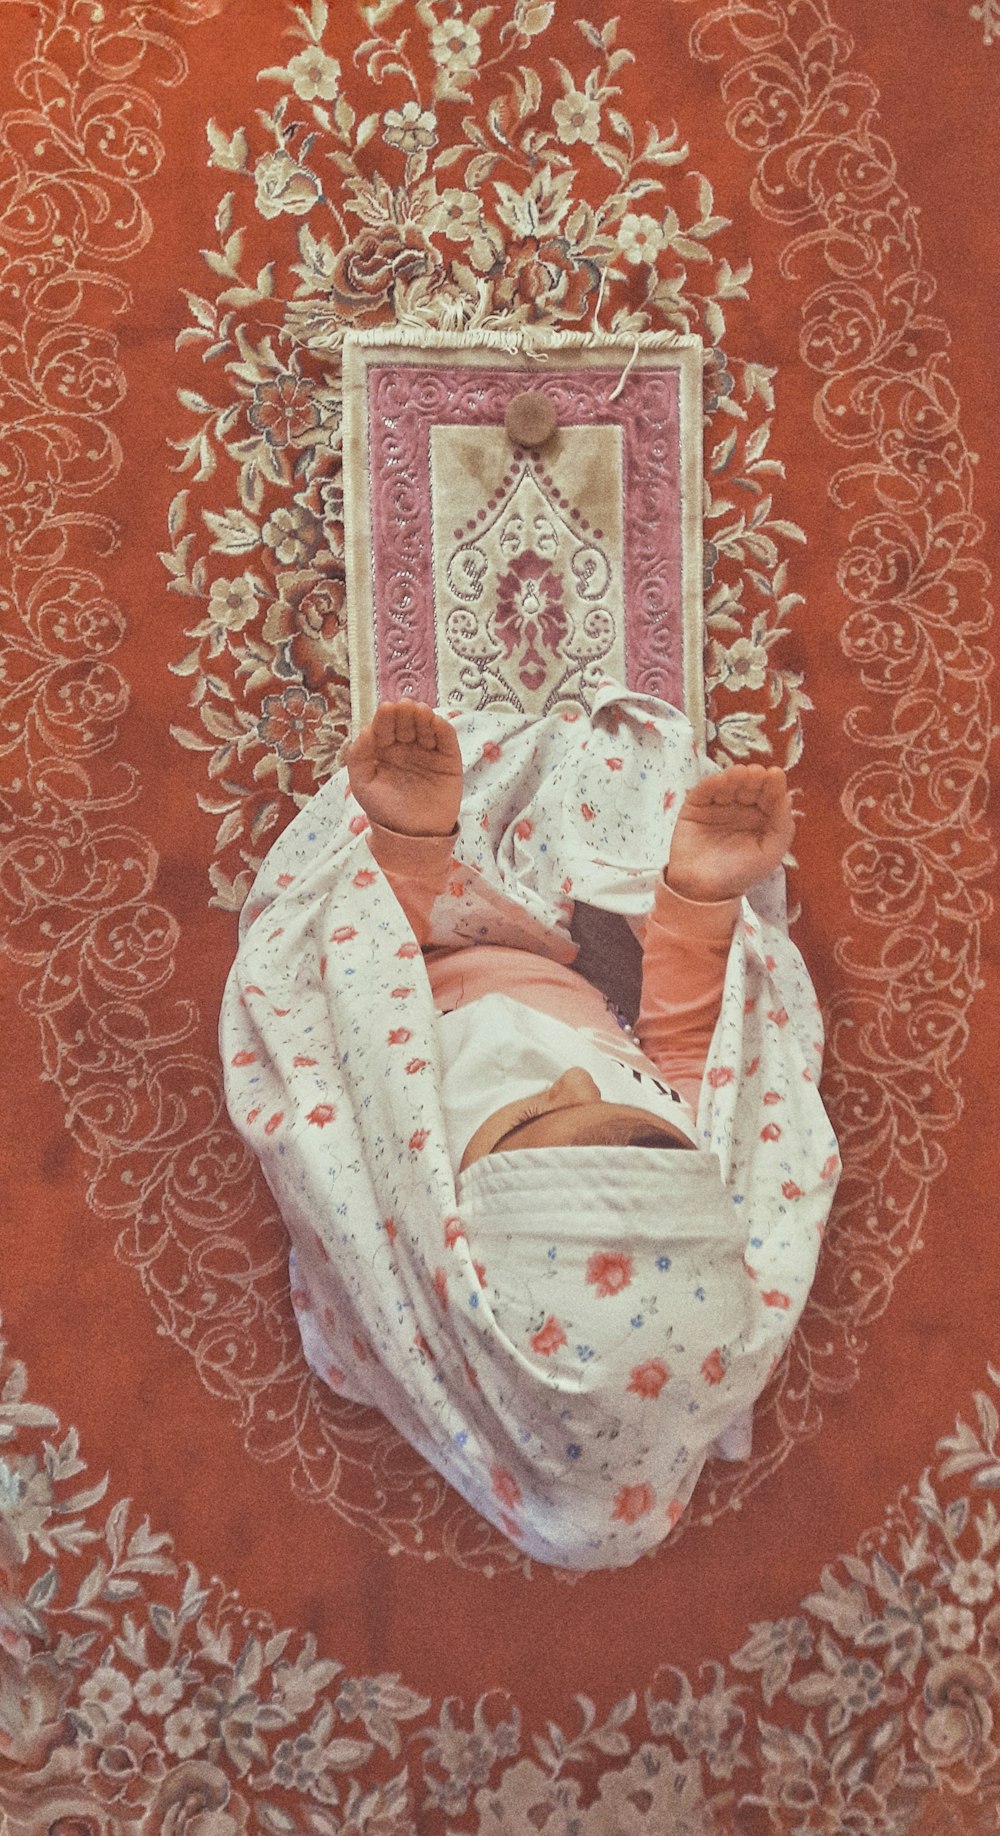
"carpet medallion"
1,0,997,1829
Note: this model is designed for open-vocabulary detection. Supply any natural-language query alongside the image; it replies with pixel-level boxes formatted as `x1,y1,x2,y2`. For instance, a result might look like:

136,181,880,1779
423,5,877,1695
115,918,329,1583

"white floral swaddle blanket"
220,678,841,1567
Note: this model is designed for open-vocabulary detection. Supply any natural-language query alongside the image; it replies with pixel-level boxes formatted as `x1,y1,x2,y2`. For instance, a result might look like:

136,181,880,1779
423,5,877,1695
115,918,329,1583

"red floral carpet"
2,1,998,1830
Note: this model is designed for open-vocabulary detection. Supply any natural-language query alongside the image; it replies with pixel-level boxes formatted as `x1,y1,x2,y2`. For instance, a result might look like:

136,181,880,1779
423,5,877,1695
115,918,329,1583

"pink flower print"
745,1056,760,1078
481,740,502,762
707,1065,735,1089
414,1331,435,1361
409,1128,429,1150
743,1259,758,1280
561,708,580,722
388,1027,412,1045
264,1112,284,1135
768,1007,789,1028
666,1499,685,1529
307,1103,337,1126
246,1107,261,1125
499,1513,521,1540
515,819,534,841
580,802,595,822
765,955,777,971
444,1216,465,1248
627,1358,670,1399
561,876,573,894
763,1090,782,1105
782,1180,803,1200
586,1250,634,1297
531,1315,567,1356
330,925,357,944
271,1005,290,1016
244,985,265,997
353,868,377,888
491,1465,522,1509
762,1290,792,1309
268,928,284,942
662,790,676,811
405,1058,428,1075
473,1261,487,1289
384,1217,397,1242
605,757,623,771
325,1362,347,1388
392,988,414,1003
612,1482,655,1524
293,1054,318,1066
397,941,419,959
701,1348,726,1385
352,1335,369,1361
231,1050,257,1066
320,955,327,979
821,1153,840,1180
434,1267,448,1310
277,873,295,887
447,879,463,898
480,812,490,831
349,813,370,835
322,1304,335,1329
744,997,757,1015
464,1357,479,1389
760,1122,782,1142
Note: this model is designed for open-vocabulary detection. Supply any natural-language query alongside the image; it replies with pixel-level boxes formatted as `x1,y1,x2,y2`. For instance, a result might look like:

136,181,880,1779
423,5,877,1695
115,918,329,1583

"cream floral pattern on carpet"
3,1312,1000,1832
4,0,993,1577
164,0,810,913
970,0,1000,45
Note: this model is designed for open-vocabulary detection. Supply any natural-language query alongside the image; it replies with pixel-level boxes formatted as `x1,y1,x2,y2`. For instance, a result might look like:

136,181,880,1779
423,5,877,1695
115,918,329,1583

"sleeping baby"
221,678,840,1568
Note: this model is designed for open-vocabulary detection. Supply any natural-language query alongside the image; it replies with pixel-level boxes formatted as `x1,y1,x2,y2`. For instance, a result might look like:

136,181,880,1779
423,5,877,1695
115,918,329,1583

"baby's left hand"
344,700,464,837
666,764,795,903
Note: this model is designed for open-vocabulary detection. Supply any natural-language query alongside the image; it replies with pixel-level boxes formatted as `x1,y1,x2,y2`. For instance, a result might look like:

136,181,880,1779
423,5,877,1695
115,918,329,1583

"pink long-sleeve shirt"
365,820,741,1118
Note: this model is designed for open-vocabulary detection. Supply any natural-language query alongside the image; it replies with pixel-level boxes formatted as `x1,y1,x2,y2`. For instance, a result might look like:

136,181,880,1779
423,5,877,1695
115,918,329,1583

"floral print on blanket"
220,681,841,1568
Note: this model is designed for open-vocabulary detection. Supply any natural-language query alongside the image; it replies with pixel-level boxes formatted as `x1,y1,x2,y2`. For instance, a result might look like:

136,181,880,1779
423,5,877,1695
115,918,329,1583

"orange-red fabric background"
2,1,998,1830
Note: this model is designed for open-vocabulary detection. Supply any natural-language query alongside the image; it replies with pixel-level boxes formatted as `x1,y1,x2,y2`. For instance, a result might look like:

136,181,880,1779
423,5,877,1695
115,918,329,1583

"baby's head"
459,1066,696,1172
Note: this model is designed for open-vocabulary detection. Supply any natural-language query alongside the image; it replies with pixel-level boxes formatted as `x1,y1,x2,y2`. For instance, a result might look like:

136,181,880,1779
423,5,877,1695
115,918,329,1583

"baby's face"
459,1066,695,1172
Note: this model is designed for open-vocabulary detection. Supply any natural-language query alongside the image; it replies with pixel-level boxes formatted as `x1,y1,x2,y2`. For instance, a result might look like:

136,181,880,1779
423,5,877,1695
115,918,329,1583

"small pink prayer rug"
342,328,705,736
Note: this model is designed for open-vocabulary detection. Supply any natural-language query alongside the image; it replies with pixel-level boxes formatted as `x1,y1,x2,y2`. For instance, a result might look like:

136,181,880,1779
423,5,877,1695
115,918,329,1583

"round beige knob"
504,390,557,448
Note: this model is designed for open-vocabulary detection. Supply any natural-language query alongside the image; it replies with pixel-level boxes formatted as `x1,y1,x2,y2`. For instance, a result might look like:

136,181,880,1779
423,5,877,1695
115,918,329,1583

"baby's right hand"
344,700,464,837
666,764,795,903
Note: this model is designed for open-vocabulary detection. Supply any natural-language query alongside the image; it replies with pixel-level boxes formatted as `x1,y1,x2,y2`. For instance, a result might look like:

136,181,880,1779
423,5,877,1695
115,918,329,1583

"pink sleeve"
635,878,741,1108
364,820,458,947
